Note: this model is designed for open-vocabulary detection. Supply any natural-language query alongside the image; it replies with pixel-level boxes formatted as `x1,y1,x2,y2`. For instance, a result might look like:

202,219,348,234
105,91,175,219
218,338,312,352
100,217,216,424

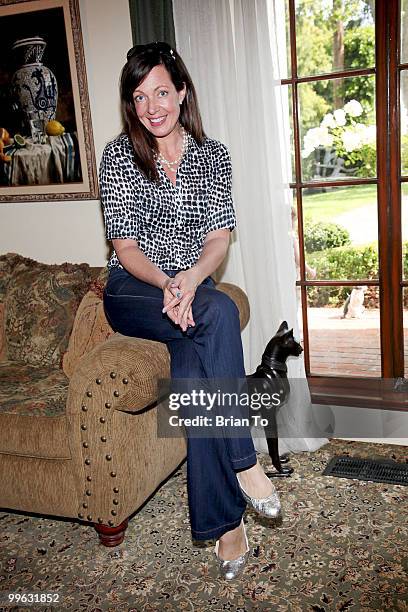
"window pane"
284,0,291,79
402,183,408,281
307,286,381,376
295,0,375,78
281,85,294,182
401,0,408,64
290,188,300,281
401,72,408,175
302,185,378,281
274,0,291,79
299,76,376,182
404,288,408,376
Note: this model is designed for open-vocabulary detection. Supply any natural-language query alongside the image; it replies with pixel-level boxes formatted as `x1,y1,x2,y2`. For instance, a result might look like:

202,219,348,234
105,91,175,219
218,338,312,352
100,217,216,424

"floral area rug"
1,439,407,612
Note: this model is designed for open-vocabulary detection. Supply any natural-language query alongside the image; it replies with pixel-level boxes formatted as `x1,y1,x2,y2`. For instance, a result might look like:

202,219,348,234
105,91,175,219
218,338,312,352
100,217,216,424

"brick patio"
306,307,408,377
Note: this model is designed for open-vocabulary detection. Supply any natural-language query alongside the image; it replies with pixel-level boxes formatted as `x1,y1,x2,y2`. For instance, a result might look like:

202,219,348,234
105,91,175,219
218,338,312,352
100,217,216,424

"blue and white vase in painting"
11,37,58,134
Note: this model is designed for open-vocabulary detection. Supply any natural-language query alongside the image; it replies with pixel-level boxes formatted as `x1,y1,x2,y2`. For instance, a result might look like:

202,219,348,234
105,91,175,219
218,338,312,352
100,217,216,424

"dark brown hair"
120,42,206,181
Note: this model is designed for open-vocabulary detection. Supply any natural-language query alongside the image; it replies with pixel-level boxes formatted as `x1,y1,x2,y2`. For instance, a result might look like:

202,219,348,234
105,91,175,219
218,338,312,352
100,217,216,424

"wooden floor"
306,308,408,377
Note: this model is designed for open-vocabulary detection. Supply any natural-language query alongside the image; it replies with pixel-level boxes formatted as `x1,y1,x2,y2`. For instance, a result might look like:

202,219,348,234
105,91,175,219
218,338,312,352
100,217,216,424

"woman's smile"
148,115,167,127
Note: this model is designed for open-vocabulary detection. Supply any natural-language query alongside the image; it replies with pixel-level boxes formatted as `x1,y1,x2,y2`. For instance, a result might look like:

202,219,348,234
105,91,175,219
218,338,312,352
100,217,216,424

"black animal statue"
247,321,303,478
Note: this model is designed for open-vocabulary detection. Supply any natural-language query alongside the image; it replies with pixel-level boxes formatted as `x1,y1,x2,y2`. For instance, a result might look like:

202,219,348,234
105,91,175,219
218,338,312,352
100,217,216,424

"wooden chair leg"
94,518,129,547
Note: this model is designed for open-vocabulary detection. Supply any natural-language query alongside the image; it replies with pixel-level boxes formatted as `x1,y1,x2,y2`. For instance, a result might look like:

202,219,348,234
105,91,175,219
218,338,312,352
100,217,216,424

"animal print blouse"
99,131,236,270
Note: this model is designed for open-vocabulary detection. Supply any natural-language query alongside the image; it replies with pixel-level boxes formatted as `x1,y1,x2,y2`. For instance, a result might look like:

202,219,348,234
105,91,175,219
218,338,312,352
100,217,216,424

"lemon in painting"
14,134,26,148
45,120,65,136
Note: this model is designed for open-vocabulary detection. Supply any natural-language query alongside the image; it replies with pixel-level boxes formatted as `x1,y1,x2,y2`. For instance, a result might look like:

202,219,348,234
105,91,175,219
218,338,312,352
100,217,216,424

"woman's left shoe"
237,476,281,519
214,520,250,580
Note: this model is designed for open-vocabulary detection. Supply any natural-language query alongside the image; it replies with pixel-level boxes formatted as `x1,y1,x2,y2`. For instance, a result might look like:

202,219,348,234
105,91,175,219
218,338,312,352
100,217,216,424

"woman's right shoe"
214,520,250,580
237,475,282,519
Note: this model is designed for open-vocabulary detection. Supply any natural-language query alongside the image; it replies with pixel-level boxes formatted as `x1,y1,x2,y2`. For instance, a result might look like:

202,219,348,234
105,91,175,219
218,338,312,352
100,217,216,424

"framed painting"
0,0,98,201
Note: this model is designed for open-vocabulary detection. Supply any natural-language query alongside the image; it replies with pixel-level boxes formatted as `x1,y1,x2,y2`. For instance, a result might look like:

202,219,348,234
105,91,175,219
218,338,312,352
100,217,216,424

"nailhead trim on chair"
77,374,129,527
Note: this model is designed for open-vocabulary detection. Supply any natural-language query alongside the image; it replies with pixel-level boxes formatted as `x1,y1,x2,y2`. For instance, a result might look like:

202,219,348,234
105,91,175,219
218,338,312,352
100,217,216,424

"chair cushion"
0,361,69,416
1,253,92,367
62,269,114,378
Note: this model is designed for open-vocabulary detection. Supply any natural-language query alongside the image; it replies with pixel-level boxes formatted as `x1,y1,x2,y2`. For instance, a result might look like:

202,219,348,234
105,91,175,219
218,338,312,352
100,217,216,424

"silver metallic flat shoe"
237,476,282,519
214,520,250,580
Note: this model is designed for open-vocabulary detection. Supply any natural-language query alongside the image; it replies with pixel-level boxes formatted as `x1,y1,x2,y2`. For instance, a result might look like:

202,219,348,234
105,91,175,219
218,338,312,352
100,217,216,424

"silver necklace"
156,127,188,173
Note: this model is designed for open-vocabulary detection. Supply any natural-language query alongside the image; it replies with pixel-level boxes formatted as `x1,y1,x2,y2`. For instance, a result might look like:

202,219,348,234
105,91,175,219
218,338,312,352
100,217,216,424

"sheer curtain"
173,0,328,453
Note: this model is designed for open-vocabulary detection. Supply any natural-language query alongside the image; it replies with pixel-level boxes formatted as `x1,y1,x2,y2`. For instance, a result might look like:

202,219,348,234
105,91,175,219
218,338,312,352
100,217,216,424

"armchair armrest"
65,334,177,526
216,282,250,330
67,333,169,415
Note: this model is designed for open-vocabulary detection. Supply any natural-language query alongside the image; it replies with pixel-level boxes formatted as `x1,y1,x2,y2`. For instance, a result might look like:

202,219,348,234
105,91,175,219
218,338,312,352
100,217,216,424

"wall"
0,0,133,266
312,404,408,445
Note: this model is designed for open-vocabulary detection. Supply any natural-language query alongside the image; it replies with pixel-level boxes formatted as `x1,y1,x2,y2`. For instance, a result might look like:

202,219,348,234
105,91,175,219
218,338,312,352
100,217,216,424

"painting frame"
0,0,98,202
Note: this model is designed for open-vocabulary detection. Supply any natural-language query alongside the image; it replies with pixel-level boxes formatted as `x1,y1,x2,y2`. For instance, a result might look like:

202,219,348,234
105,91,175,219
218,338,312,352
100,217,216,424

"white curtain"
173,0,328,453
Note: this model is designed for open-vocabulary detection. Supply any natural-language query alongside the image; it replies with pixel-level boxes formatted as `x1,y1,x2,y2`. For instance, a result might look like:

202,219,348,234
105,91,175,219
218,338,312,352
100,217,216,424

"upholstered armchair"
0,253,250,546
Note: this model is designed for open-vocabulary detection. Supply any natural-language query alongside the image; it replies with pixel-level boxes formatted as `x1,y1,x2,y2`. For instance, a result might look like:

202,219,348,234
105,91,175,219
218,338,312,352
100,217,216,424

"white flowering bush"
302,100,376,178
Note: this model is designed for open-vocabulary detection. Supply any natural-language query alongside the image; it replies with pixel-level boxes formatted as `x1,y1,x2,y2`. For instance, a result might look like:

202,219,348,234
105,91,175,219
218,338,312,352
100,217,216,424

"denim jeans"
103,266,257,541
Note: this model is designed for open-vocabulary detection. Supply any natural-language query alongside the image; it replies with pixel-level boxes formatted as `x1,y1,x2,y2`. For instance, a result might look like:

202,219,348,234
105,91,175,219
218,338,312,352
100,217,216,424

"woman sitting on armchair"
100,41,280,580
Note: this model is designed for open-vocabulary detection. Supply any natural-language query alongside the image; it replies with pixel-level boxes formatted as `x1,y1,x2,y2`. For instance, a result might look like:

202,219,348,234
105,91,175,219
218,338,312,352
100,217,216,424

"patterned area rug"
1,439,407,612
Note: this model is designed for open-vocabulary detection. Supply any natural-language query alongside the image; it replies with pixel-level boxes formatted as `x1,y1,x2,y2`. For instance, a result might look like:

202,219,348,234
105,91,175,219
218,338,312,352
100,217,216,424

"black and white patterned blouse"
99,131,236,270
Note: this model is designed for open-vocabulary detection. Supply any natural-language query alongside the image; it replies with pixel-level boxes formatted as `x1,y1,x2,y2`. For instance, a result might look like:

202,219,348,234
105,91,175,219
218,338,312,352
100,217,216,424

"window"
283,0,408,407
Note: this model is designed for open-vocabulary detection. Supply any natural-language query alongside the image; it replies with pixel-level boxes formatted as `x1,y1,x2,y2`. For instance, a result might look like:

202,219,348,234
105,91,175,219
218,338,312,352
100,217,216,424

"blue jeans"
103,267,257,541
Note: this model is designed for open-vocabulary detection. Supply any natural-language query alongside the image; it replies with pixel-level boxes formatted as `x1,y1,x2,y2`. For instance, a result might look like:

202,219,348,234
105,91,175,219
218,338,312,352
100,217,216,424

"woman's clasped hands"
161,269,201,332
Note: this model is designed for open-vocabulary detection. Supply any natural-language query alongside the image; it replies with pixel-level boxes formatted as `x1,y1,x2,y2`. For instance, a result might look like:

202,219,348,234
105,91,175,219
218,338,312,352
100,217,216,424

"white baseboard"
337,437,408,446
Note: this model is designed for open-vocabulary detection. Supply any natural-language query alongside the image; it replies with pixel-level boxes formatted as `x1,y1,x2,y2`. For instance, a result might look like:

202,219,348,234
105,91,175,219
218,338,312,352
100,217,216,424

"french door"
283,0,408,407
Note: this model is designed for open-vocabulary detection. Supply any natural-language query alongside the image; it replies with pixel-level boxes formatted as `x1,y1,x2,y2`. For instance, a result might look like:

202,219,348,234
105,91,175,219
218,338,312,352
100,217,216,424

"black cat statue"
246,321,303,478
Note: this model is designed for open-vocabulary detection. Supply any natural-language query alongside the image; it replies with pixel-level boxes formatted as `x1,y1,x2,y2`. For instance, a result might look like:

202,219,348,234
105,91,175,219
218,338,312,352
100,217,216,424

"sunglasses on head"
126,41,176,61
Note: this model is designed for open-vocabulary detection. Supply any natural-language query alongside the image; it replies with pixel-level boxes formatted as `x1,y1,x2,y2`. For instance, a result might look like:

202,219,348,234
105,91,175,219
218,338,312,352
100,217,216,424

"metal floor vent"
323,455,408,486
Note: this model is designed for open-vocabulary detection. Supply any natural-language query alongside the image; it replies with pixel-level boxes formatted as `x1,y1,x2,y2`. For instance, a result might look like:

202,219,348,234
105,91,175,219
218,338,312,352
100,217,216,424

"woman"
100,41,281,580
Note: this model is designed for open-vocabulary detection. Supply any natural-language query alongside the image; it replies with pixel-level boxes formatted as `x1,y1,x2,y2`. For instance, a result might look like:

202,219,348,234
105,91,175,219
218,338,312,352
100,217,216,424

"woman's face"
133,64,186,140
